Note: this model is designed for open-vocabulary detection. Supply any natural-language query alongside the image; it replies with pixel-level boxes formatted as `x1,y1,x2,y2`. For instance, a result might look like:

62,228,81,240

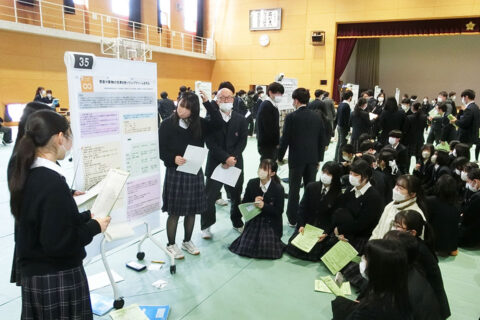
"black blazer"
439,114,456,142
456,102,480,144
349,110,371,141
233,96,248,116
403,112,427,146
157,98,176,120
205,112,248,177
426,196,459,253
297,181,341,231
256,100,280,148
381,143,409,174
379,109,406,145
242,178,285,237
278,107,327,168
307,99,326,116
335,102,351,129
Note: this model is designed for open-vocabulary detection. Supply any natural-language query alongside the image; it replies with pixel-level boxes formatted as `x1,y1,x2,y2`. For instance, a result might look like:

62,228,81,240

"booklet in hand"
238,203,261,222
321,240,358,275
291,224,324,253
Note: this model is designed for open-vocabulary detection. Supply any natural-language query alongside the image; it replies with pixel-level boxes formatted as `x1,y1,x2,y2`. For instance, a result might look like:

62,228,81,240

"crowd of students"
7,81,480,319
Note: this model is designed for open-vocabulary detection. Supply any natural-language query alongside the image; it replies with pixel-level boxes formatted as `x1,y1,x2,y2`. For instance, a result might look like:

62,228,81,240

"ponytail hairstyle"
8,110,70,220
173,91,201,139
394,210,436,256
259,159,280,184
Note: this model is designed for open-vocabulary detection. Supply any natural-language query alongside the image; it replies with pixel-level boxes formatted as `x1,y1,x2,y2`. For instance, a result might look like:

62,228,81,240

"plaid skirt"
229,216,285,259
162,167,207,216
21,266,92,320
285,230,325,262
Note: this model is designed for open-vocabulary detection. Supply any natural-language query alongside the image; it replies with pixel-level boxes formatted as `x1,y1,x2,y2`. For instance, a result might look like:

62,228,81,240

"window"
112,0,129,17
183,0,197,33
159,0,170,28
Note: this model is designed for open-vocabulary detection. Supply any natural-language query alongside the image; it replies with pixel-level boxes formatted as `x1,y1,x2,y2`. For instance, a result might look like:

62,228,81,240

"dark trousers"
335,126,349,162
0,125,12,143
247,117,254,136
201,174,244,230
258,144,278,161
286,163,318,225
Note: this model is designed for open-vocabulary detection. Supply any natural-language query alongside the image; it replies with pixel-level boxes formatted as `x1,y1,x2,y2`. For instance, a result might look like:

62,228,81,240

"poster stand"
100,223,176,309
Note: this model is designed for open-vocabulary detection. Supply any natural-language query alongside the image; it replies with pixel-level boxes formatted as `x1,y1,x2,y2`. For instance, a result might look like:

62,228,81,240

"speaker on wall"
311,31,325,46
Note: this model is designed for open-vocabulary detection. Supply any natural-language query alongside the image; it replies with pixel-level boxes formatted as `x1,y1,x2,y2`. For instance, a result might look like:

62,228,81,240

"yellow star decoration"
466,21,476,31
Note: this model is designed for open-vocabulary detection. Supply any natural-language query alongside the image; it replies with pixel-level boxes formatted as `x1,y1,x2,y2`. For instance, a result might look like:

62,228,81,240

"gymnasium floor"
0,132,479,319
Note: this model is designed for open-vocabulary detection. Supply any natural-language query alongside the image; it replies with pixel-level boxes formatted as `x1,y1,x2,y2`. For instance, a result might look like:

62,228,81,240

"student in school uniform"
381,130,409,175
349,98,372,152
388,210,451,319
413,144,435,185
424,149,451,195
320,160,384,255
378,97,406,146
370,174,427,240
159,91,222,259
332,239,412,320
402,102,428,163
459,168,480,248
426,174,460,256
9,110,111,319
229,159,285,259
285,161,342,261
377,148,400,203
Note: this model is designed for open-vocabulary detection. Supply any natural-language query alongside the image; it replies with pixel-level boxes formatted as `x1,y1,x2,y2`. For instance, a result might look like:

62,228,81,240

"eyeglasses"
217,96,234,102
392,222,407,231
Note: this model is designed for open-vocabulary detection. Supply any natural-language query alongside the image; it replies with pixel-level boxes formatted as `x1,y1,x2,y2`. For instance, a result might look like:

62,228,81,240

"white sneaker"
182,241,200,255
233,226,244,233
166,244,185,259
201,228,212,239
215,198,229,206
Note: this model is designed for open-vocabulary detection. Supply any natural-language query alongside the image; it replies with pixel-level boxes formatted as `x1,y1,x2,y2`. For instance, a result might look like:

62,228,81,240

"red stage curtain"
333,38,357,103
338,18,480,38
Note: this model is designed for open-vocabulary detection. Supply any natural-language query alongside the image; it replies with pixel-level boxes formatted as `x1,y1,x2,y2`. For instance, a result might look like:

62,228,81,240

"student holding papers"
8,110,111,319
332,240,412,320
202,88,248,239
159,92,222,259
286,161,342,261
229,160,285,259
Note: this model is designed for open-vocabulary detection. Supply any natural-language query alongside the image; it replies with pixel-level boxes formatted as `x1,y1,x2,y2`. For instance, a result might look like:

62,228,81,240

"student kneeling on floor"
229,159,285,259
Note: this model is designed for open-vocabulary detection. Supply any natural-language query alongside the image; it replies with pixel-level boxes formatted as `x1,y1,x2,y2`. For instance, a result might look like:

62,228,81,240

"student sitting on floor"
459,168,480,248
229,159,285,259
285,161,342,261
388,210,451,319
370,174,427,240
331,239,412,320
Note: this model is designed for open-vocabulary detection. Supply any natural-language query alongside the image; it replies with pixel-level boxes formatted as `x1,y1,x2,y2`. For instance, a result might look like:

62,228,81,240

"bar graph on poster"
64,52,161,258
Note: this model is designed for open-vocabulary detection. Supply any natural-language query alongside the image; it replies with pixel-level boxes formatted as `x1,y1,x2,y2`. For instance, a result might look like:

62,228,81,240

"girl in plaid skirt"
159,91,222,259
8,110,110,319
229,159,285,259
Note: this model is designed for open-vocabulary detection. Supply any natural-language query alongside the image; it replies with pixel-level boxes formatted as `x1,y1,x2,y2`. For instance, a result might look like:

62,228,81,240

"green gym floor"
0,133,479,319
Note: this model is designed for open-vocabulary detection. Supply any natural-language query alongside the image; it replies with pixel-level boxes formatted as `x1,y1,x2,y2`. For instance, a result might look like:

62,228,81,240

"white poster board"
374,85,382,99
346,83,359,109
395,88,401,104
64,52,162,258
277,77,298,111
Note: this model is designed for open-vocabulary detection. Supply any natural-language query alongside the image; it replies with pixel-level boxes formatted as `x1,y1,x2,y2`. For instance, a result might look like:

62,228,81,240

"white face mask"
467,181,479,192
422,151,430,159
402,105,409,112
349,174,362,187
219,102,233,113
41,90,46,96
431,154,437,164
392,187,407,202
378,97,384,102
451,96,456,100
388,137,398,145
437,96,443,103
359,256,368,280
461,171,468,182
47,94,52,99
423,99,428,103
320,173,332,185
61,144,71,159
452,149,457,157
273,95,283,103
462,97,467,106
455,169,461,176
258,169,269,180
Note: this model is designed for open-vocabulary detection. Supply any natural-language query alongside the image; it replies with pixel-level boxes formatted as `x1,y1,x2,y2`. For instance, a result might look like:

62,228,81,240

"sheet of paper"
90,293,114,316
428,108,440,118
91,168,130,218
368,112,378,121
291,224,324,253
104,222,135,242
210,164,242,187
238,202,262,222
79,111,120,138
152,279,168,289
109,304,149,320
81,142,123,190
126,176,161,220
74,180,104,207
245,110,251,118
315,277,351,296
87,270,124,291
321,240,359,275
176,145,208,175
